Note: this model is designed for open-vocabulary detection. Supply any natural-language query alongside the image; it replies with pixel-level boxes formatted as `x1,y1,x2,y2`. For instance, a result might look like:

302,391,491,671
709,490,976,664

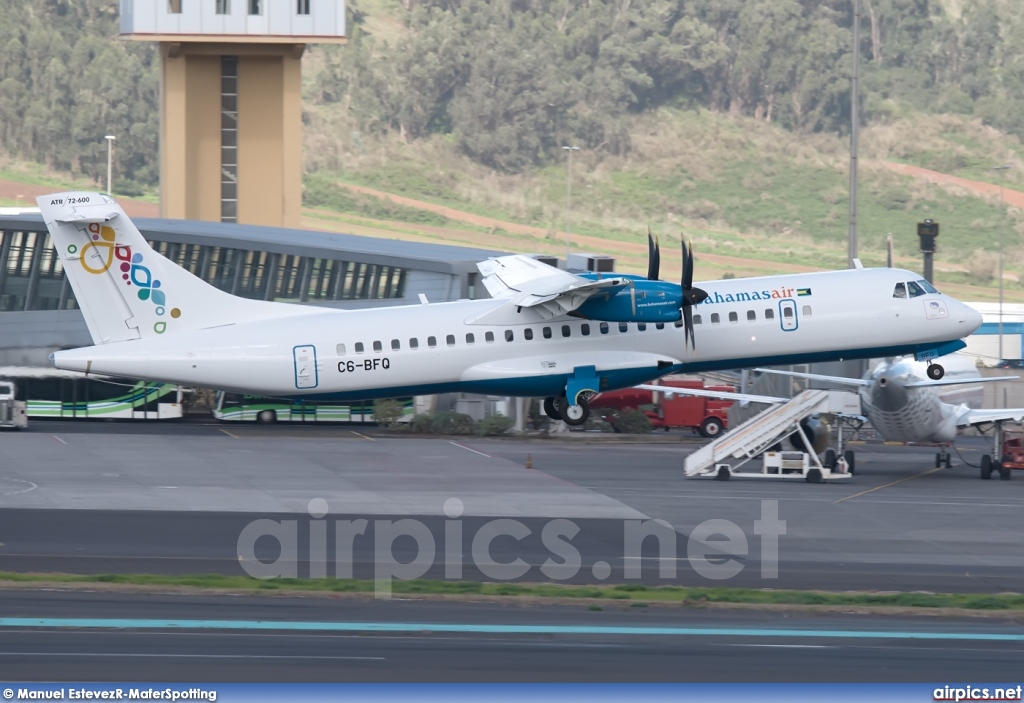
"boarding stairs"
684,389,860,478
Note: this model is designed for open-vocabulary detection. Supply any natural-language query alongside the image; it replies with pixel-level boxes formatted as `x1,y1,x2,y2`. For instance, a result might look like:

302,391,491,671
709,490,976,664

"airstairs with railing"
684,389,861,481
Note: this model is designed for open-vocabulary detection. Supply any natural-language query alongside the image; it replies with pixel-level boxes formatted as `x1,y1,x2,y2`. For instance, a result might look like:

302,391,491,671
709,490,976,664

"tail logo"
74,223,182,334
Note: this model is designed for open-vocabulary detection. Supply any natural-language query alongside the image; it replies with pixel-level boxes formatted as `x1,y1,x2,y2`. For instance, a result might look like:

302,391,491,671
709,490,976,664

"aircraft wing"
955,407,1024,428
752,368,871,387
477,255,629,319
905,376,1019,388
634,384,786,405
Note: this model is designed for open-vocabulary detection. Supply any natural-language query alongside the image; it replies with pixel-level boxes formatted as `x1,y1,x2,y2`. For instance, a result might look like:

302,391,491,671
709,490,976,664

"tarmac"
1,421,1022,593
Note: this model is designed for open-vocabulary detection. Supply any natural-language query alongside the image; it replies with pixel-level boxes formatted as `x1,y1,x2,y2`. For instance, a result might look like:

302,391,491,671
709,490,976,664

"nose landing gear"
926,363,945,381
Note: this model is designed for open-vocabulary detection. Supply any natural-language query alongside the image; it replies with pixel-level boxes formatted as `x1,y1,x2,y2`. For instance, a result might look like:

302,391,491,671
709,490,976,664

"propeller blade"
682,239,694,290
647,227,660,281
683,304,694,350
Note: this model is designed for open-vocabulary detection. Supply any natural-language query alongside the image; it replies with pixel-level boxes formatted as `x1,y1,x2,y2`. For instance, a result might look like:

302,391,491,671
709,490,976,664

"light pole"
992,164,1010,361
562,145,579,264
848,0,861,269
104,135,116,195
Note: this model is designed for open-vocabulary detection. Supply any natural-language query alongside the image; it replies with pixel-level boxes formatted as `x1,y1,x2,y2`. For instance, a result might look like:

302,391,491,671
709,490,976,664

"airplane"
37,191,983,427
750,358,1024,479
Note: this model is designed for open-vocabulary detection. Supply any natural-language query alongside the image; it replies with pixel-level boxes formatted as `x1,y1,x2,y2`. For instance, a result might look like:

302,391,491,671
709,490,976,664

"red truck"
589,379,735,437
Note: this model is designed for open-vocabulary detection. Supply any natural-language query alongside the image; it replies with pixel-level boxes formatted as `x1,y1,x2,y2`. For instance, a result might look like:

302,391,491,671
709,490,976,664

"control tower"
120,0,346,228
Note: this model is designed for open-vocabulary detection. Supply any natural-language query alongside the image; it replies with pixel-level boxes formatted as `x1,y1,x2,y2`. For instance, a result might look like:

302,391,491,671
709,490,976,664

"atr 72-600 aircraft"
38,192,982,425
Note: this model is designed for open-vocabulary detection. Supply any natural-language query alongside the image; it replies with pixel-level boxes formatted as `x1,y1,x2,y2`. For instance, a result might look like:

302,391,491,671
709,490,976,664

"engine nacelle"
789,416,831,454
574,278,682,323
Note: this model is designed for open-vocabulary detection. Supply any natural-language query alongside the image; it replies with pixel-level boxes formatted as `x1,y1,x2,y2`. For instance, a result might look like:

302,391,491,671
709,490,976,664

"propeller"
647,226,660,281
680,239,709,350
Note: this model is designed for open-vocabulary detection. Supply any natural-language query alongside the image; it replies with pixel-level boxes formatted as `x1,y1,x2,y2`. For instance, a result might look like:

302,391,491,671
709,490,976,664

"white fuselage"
859,357,978,443
51,267,981,401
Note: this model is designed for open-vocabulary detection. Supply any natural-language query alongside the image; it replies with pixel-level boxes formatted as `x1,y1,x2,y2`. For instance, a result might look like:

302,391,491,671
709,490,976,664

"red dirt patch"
0,179,160,218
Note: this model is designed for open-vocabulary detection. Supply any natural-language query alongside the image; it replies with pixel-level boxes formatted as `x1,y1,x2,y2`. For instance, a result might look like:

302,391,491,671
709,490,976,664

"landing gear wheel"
559,397,590,427
843,449,856,475
935,452,943,469
257,409,277,424
981,455,993,480
699,417,724,438
926,364,945,381
999,463,1012,481
823,449,837,470
806,468,823,483
543,397,560,421
715,466,731,481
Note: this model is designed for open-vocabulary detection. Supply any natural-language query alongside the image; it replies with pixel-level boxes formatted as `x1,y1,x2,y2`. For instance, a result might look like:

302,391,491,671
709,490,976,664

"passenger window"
728,312,738,323
711,313,720,325
391,339,400,350
505,329,514,342
802,305,812,316
637,323,647,331
485,331,494,343
337,343,346,356
747,310,756,321
524,328,534,341
355,342,364,354
893,282,907,299
543,327,552,339
446,334,456,346
674,320,684,328
655,323,664,330
600,322,609,334
581,324,591,336
783,307,793,318
619,322,629,333
907,281,925,298
373,341,383,352
410,338,419,350
562,325,571,337
466,333,475,344
765,308,774,320
428,336,437,348
693,315,702,325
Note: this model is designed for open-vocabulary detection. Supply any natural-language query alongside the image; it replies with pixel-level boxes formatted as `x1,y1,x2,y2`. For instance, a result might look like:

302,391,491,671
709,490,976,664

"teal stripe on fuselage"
278,339,963,402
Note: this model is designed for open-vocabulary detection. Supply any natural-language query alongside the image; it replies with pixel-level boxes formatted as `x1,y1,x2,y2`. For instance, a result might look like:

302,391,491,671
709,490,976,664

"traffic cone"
525,454,533,469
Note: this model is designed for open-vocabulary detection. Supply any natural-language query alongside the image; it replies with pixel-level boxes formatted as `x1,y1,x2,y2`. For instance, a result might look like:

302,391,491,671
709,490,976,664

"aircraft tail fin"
37,192,312,345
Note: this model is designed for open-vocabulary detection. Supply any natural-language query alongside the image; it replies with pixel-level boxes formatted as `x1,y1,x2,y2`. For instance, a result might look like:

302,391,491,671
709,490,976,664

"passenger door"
293,345,319,389
778,299,799,332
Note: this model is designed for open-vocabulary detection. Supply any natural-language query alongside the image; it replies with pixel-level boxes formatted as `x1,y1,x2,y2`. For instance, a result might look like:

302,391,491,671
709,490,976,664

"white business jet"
38,192,982,425
752,358,1024,479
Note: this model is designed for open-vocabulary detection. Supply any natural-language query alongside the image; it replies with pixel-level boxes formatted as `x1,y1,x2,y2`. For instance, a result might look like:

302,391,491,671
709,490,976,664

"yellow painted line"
220,428,240,440
835,467,944,504
350,430,376,442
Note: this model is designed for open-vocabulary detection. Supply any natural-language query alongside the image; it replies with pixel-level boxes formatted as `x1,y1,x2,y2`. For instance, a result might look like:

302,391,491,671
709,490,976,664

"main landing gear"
935,447,953,469
543,394,591,427
926,363,945,381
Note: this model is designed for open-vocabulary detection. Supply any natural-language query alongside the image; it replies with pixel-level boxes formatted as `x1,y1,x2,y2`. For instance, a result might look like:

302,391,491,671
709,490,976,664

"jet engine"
789,416,831,454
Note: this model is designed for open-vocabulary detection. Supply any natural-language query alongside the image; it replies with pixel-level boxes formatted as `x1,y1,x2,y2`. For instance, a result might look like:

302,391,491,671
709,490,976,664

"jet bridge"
684,389,861,481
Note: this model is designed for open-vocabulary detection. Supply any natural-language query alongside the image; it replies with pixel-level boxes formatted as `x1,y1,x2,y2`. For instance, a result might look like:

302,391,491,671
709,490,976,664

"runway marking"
350,431,376,442
450,441,491,458
50,435,67,445
0,478,38,497
3,618,1023,642
834,467,945,504
0,651,384,660
219,429,240,440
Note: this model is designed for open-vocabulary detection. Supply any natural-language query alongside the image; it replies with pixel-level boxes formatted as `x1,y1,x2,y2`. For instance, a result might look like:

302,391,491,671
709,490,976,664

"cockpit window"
893,282,907,299
907,281,926,298
917,279,938,294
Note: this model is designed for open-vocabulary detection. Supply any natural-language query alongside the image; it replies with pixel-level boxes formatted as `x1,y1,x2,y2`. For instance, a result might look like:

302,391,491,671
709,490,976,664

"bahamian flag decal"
797,288,812,296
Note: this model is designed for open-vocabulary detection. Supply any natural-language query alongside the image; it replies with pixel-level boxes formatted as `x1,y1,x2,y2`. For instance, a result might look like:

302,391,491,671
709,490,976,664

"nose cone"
960,302,983,333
